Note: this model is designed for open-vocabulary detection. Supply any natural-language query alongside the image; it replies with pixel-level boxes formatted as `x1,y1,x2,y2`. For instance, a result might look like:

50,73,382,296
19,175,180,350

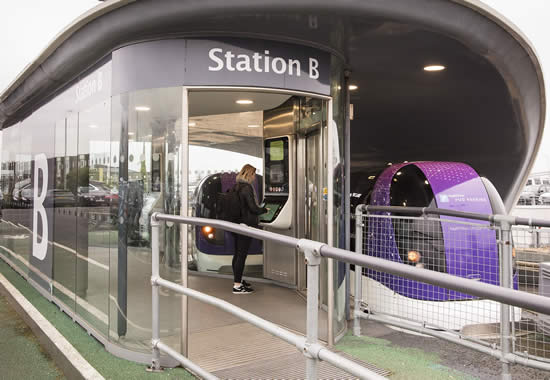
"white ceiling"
187,90,291,157
189,90,291,117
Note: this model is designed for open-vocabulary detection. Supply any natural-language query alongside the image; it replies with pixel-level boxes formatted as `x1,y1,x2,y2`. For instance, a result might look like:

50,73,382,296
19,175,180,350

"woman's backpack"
216,185,242,223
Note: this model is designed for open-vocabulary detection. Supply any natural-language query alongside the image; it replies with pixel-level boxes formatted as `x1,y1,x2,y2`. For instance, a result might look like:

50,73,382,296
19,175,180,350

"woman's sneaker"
242,280,252,288
232,284,254,294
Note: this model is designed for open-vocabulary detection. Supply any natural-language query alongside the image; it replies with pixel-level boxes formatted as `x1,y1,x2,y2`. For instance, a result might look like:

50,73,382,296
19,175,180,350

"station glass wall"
0,81,116,339
109,87,183,351
0,43,347,352
0,62,184,353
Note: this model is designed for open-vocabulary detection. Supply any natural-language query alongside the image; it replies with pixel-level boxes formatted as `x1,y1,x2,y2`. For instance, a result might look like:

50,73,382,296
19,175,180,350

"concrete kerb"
0,273,104,380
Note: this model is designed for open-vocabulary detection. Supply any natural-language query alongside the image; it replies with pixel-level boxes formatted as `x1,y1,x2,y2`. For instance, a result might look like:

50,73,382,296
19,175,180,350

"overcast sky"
0,0,549,172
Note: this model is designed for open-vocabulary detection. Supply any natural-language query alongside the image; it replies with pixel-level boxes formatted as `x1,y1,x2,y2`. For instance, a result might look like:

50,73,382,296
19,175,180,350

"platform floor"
166,274,337,373
188,274,328,340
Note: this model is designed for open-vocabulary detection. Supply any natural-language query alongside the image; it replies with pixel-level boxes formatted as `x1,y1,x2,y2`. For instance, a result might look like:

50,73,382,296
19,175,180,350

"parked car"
518,190,537,205
537,185,550,196
540,191,550,205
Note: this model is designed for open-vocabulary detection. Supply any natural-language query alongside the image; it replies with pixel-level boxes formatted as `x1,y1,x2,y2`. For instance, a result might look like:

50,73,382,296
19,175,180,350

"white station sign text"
208,48,320,79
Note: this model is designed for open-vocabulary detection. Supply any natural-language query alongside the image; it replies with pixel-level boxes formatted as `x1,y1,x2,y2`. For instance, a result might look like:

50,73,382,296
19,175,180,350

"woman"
232,164,267,294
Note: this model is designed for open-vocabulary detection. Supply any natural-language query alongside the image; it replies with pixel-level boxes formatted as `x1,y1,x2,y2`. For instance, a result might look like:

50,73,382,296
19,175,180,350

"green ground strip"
0,293,65,380
335,333,478,380
0,259,195,380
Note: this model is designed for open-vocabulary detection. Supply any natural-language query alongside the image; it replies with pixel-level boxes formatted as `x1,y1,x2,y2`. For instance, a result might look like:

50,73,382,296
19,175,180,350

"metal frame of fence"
148,208,550,379
354,204,550,379
149,212,387,380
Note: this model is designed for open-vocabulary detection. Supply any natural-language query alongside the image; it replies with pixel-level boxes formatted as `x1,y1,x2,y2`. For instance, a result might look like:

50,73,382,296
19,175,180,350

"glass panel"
16,121,33,275
109,87,183,352
330,55,347,341
75,100,112,335
53,115,78,311
306,133,320,242
0,123,30,275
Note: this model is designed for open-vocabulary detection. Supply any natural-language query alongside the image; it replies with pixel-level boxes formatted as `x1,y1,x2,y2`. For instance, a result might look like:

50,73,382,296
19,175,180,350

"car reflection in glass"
77,181,111,206
44,189,76,208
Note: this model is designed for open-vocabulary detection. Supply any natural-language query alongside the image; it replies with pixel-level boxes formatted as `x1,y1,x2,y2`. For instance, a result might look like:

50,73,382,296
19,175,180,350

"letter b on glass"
33,153,48,260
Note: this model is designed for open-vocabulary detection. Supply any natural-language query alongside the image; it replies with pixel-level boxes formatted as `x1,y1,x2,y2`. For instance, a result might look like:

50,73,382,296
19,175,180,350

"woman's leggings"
232,233,252,283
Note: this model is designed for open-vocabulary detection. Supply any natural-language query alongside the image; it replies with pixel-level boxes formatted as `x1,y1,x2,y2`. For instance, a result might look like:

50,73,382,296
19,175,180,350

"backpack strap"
233,182,243,203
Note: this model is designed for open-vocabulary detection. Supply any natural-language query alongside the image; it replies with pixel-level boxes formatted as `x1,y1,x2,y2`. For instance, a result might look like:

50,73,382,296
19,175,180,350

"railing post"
298,239,325,380
150,213,162,371
498,219,513,380
354,205,364,337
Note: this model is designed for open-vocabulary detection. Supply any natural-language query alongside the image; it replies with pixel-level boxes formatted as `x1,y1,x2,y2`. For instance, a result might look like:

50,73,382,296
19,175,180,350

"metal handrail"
154,213,300,247
150,212,387,380
364,204,550,228
156,212,550,317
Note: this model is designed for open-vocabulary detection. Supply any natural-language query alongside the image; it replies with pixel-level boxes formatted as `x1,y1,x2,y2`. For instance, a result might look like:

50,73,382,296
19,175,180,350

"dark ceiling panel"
347,27,523,202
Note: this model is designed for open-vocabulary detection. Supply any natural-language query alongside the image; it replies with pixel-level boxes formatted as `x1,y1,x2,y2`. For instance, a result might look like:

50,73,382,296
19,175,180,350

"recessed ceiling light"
387,162,392,166
135,106,150,111
248,124,261,128
348,85,358,90
89,124,97,129
128,132,135,135
236,99,253,105
188,122,196,127
368,175,376,180
424,65,445,72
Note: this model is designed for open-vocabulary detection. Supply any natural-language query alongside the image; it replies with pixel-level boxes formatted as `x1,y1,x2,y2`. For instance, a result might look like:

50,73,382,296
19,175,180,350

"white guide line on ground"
14,222,109,271
0,244,173,334
10,220,179,299
0,272,105,380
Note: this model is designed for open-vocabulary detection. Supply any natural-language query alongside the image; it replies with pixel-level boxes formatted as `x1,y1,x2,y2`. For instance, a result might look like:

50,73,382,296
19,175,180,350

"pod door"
305,131,322,243
303,128,329,302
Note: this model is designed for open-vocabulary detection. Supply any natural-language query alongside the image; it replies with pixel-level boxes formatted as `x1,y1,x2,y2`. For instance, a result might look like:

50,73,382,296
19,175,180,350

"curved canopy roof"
0,0,545,211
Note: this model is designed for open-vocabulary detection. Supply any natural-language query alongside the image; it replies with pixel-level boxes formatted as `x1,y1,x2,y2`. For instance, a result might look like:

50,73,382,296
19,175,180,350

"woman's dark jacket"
235,182,266,227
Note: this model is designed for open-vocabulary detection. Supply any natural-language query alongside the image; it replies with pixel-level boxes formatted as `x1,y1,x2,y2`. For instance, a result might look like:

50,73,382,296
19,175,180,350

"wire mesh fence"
356,210,550,369
511,226,550,363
